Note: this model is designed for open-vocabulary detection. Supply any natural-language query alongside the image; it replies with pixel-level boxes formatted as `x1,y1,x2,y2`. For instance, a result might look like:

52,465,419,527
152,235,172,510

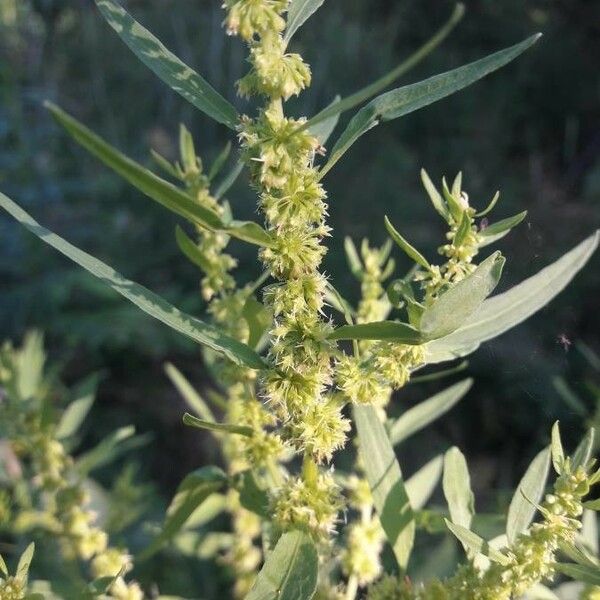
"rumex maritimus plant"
0,0,599,598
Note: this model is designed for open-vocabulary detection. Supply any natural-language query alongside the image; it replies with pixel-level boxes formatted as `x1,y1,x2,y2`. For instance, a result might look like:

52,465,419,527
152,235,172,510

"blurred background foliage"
0,0,599,566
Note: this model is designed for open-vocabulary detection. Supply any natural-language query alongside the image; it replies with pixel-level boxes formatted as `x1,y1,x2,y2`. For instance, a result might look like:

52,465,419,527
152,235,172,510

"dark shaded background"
1,0,599,570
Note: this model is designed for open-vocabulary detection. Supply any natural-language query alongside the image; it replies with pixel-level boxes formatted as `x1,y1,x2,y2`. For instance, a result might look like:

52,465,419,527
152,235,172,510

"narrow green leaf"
55,393,96,440
16,543,35,581
246,530,318,600
420,252,505,340
389,379,473,446
140,466,227,559
175,225,212,272
47,103,272,248
385,216,431,270
309,96,341,145
443,447,475,529
320,34,541,177
344,237,363,280
164,363,214,423
421,169,450,221
425,231,599,363
555,563,600,587
355,404,415,570
183,413,254,437
475,191,500,218
453,211,472,247
405,455,444,510
581,510,599,554
506,447,551,545
572,429,595,470
95,0,238,128
0,192,268,370
328,320,422,344
302,4,465,133
480,211,527,238
551,421,565,475
284,0,325,43
214,160,244,200
445,521,509,565
75,426,148,475
208,142,232,181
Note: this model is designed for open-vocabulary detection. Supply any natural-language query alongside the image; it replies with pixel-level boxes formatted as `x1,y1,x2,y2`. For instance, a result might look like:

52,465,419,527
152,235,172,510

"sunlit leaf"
389,379,473,446
328,320,422,343
320,34,541,177
164,363,215,423
555,563,600,587
420,252,504,339
302,4,465,133
506,447,551,545
0,192,268,371
246,530,318,600
355,404,415,570
385,216,431,270
95,0,238,128
425,231,599,363
46,103,273,248
445,521,509,565
284,0,325,43
443,447,475,530
405,455,444,510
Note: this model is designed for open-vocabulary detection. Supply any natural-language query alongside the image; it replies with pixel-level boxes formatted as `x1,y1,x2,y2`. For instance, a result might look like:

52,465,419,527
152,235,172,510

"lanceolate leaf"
554,563,600,587
302,3,465,133
320,34,541,177
246,530,318,600
479,211,527,238
55,393,96,440
284,0,325,43
95,0,239,129
0,192,268,370
46,103,273,248
385,216,431,270
309,96,341,145
175,225,212,272
445,521,509,565
425,231,599,364
164,363,215,423
420,252,505,339
328,320,422,343
572,429,595,470
389,379,473,446
355,404,415,570
506,447,551,545
141,466,228,559
183,412,254,437
405,455,444,510
443,447,475,529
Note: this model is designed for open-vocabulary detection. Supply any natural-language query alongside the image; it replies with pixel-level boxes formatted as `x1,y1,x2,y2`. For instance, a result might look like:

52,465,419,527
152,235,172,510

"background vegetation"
1,0,599,593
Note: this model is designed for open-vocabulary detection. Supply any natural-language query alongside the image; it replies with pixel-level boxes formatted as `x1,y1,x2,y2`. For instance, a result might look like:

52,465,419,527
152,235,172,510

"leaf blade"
443,447,475,530
246,530,319,600
321,34,541,177
328,320,422,343
284,0,325,43
506,447,551,545
95,0,238,128
0,191,268,370
355,404,415,570
183,412,254,437
389,379,473,446
425,231,599,363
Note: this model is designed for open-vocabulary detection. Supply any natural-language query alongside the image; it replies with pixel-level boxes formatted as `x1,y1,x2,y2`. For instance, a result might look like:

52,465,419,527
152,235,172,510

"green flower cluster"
0,334,143,600
224,0,346,539
367,450,600,600
416,171,492,305
154,125,237,301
